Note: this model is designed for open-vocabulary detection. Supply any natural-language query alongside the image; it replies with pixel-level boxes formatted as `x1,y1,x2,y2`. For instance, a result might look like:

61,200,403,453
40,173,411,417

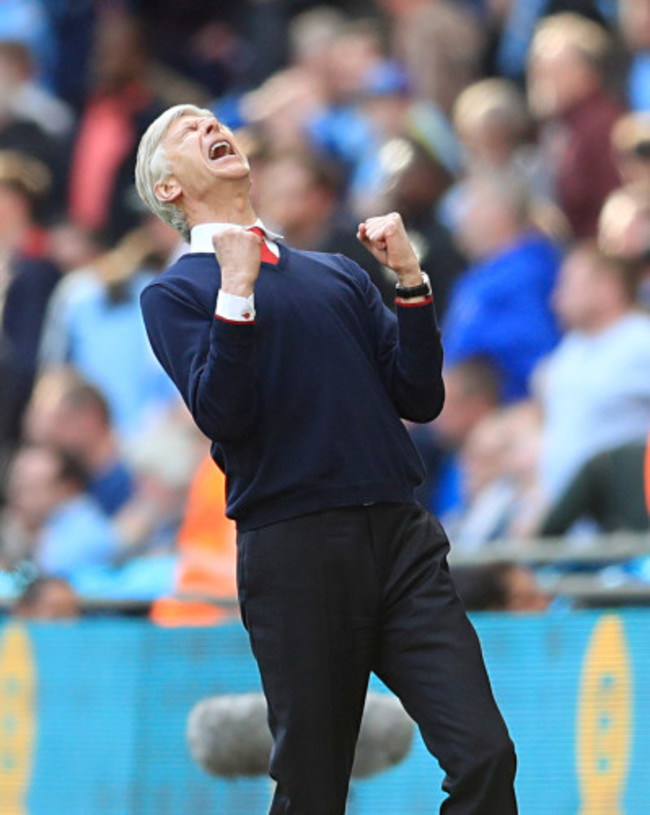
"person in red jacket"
528,13,624,238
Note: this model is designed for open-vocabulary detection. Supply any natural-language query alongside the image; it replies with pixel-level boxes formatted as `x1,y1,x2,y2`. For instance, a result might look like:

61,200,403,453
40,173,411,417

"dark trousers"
237,503,517,814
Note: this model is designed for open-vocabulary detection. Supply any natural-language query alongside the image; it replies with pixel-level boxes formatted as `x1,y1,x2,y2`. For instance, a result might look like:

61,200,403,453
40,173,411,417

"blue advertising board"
0,610,647,814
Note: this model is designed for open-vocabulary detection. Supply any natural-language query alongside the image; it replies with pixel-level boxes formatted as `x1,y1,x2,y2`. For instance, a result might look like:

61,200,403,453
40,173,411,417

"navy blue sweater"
140,245,444,530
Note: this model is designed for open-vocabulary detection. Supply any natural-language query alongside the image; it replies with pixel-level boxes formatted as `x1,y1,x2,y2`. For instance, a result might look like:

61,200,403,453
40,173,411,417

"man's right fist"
213,228,262,297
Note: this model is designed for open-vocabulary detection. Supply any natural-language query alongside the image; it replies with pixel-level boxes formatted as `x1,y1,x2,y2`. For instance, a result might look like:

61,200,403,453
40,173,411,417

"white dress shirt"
190,220,282,323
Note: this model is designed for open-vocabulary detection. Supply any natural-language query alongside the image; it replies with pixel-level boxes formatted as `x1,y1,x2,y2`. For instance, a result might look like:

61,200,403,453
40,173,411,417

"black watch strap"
395,272,432,299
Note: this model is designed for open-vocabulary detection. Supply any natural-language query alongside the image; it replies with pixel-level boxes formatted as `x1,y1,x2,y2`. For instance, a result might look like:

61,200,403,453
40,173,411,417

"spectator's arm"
539,460,598,537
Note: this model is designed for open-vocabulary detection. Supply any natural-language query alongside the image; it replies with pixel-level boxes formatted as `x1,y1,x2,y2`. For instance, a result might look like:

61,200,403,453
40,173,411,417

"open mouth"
209,140,235,161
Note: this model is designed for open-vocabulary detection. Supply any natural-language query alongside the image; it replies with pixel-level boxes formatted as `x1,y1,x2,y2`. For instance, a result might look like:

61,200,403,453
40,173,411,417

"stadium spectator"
24,370,134,517
114,410,204,559
255,149,394,306
597,182,650,306
539,242,650,499
226,17,382,168
444,401,544,549
413,357,501,517
485,0,610,81
453,78,536,177
46,220,104,277
0,151,60,443
0,40,73,139
527,13,623,239
38,217,180,441
598,182,650,259
444,75,568,243
1,444,119,579
288,6,346,78
0,41,68,213
381,135,465,316
443,169,562,401
0,0,57,82
619,0,650,111
150,455,238,627
437,359,503,452
452,562,550,613
611,113,650,185
0,336,13,498
300,19,386,183
350,59,463,219
539,440,650,535
446,409,514,550
68,10,163,241
12,575,80,620
378,0,485,115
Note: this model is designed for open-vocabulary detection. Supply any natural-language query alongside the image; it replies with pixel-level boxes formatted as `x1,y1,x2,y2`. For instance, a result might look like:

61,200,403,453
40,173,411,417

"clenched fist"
213,228,262,297
357,212,422,287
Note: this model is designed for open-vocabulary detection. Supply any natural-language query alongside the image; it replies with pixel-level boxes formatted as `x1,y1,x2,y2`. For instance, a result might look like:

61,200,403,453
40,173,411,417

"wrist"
394,264,423,287
220,276,256,298
395,271,432,301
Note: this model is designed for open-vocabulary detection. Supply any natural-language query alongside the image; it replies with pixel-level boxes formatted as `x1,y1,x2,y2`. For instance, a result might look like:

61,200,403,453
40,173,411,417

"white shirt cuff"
215,290,256,322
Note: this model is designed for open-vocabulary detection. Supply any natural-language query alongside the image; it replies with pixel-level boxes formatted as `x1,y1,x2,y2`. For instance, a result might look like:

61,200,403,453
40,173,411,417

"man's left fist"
357,212,422,286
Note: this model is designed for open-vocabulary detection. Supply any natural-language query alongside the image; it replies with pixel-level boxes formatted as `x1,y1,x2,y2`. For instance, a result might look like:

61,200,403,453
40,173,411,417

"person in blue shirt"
134,104,517,815
4,444,119,581
24,372,134,517
444,169,562,402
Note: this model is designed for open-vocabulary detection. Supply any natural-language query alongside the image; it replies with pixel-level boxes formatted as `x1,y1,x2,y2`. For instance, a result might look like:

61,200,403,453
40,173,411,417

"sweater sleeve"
140,281,258,442
345,257,445,423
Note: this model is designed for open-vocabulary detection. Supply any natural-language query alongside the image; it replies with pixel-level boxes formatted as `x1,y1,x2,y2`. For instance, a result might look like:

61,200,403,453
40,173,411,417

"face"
503,567,549,612
458,116,514,168
461,413,509,498
528,43,593,119
29,400,101,458
0,184,30,246
7,448,69,528
620,0,650,50
156,115,250,209
19,582,80,620
257,159,330,236
436,370,494,449
455,181,510,260
599,195,650,259
552,250,600,330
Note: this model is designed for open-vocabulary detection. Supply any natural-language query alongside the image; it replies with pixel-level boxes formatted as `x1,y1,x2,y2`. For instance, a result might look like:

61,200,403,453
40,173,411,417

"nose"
203,118,219,135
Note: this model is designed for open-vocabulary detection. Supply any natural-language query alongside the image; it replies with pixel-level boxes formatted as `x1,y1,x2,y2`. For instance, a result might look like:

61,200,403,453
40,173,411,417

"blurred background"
0,0,649,812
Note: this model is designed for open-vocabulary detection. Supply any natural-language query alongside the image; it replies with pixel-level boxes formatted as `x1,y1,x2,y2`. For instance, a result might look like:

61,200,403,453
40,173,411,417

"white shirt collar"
189,219,283,254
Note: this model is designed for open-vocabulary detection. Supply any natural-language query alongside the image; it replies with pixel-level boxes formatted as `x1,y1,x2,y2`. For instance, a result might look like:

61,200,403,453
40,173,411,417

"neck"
285,220,328,250
478,225,523,260
0,218,30,252
187,184,257,228
583,304,630,335
83,432,118,473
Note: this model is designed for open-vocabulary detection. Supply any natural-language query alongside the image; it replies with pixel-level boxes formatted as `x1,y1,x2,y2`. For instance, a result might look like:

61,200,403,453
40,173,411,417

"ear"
154,177,182,204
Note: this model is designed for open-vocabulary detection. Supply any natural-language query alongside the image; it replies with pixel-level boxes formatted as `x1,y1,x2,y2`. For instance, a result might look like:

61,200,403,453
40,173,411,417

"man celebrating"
135,105,516,815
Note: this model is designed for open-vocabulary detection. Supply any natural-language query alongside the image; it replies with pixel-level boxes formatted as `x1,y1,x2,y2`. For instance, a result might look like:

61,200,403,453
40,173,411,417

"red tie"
248,226,279,265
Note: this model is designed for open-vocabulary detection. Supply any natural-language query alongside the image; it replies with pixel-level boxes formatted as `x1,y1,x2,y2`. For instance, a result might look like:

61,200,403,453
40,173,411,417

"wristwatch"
395,271,432,299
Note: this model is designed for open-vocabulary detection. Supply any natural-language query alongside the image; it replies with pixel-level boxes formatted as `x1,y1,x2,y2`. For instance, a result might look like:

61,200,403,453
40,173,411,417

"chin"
213,160,250,181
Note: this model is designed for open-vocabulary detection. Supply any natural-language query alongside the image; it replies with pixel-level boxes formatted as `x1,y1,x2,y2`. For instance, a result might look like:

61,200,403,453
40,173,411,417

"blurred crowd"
0,0,649,620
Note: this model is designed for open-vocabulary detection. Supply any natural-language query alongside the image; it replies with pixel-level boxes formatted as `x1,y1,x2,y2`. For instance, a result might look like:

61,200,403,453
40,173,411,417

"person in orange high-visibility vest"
150,455,237,626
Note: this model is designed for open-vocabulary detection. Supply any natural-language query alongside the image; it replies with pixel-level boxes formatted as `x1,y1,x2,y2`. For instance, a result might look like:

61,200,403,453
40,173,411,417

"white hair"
135,104,213,242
